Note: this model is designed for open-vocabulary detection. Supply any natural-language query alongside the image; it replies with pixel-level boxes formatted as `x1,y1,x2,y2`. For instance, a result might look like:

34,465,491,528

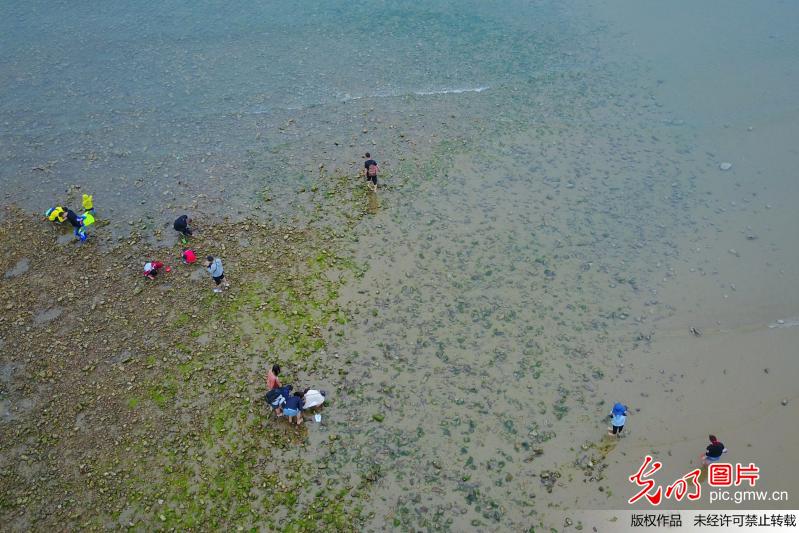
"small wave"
245,86,489,115
413,86,490,96
343,86,490,102
768,318,799,329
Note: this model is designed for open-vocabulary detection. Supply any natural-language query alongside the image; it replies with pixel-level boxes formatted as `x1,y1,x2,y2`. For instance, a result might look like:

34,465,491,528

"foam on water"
344,85,490,101
768,318,799,329
412,86,490,96
256,86,491,113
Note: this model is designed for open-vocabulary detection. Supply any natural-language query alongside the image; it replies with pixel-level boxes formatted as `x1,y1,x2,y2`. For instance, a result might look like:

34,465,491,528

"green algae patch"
0,207,366,531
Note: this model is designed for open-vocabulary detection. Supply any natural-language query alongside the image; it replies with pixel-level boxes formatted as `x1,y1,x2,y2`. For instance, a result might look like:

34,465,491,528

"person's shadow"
367,190,380,214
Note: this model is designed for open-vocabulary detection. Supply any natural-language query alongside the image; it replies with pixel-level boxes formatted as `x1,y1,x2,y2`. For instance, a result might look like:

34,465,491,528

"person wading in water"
362,152,379,192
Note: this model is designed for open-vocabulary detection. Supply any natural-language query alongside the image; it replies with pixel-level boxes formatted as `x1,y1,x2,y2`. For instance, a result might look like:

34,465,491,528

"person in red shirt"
182,249,197,264
700,434,728,465
362,152,379,192
266,364,281,390
143,261,165,279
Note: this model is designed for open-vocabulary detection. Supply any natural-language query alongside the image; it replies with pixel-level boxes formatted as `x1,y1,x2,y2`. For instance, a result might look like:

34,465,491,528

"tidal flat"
2,0,799,531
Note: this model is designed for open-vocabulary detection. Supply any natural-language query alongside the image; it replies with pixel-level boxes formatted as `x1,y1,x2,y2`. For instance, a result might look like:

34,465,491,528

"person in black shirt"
173,215,193,239
701,434,727,465
64,208,81,229
362,152,379,192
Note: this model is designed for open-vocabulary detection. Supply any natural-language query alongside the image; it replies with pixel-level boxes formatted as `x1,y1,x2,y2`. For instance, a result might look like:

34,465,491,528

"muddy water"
315,90,708,528
566,0,799,517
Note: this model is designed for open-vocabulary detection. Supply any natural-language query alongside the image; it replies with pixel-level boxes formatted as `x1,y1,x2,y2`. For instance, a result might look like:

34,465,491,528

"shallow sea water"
323,83,704,529
0,0,573,226
311,1,799,529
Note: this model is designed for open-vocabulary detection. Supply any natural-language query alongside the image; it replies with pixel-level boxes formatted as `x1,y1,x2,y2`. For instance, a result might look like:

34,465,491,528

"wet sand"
569,319,799,511
316,2,799,529
321,99,714,529
576,0,799,507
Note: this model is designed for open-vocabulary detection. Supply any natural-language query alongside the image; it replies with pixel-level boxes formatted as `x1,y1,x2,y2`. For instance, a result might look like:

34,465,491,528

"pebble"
719,162,733,171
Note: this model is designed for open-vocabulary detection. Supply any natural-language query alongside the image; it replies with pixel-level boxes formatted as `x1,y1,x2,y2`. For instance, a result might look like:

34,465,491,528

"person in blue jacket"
608,402,629,437
283,391,305,425
265,385,292,417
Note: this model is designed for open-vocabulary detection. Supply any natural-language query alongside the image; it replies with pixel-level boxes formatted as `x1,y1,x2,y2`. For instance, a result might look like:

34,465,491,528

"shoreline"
0,198,371,529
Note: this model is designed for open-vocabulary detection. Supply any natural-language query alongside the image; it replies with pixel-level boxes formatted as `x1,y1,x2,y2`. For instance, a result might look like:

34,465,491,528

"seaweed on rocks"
0,206,365,530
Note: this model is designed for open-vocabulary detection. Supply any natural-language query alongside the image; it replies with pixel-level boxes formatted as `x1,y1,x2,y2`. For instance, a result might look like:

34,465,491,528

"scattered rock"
109,351,134,364
719,162,733,171
4,258,30,278
34,307,62,325
539,469,561,492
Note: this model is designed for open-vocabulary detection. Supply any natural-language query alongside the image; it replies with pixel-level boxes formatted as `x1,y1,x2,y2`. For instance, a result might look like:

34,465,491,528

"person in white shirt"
205,255,229,293
608,402,629,437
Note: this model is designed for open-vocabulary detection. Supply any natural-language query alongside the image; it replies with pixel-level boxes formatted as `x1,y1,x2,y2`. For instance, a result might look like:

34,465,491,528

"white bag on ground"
303,389,325,409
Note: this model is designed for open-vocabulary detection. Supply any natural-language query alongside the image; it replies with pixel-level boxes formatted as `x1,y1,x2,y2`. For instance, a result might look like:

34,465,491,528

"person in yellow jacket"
82,194,94,213
45,193,96,240
46,206,95,240
75,211,95,241
45,206,68,223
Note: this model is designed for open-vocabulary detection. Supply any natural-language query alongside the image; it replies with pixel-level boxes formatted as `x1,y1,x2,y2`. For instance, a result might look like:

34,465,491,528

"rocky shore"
0,174,370,530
